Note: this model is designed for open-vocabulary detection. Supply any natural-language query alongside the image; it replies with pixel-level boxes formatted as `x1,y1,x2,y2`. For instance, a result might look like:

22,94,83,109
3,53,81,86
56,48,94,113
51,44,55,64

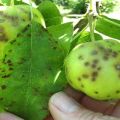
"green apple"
65,39,120,100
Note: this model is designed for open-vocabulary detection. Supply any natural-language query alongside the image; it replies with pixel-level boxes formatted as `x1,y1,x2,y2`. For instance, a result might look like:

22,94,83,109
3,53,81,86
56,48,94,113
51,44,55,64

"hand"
0,87,120,120
49,86,120,120
0,113,23,120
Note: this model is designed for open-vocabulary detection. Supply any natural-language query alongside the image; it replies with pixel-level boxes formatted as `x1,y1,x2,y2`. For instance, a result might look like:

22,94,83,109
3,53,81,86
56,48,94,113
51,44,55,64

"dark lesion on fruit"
91,50,98,55
78,55,84,60
94,91,99,94
84,62,90,66
91,63,97,68
92,77,96,81
91,71,98,81
0,11,19,26
92,71,98,77
107,95,111,98
91,59,99,69
115,64,120,71
103,56,109,60
82,74,89,79
97,67,101,71
112,51,118,58
81,84,84,88
78,77,81,81
116,90,120,94
98,45,105,50
93,59,99,64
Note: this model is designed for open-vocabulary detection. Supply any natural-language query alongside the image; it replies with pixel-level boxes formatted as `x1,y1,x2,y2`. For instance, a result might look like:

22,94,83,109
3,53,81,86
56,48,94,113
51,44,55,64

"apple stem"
88,0,96,42
90,0,93,11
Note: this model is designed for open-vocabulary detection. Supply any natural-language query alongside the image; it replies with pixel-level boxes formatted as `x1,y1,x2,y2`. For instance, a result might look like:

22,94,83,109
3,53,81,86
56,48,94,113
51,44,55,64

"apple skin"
65,39,120,100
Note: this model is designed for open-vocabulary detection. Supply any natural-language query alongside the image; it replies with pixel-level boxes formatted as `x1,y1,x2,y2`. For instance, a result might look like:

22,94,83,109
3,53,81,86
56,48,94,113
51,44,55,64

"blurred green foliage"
100,0,117,13
34,0,117,14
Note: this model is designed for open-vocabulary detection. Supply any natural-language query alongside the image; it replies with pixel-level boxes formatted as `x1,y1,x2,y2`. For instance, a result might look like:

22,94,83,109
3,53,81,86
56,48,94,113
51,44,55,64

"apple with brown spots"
65,39,120,100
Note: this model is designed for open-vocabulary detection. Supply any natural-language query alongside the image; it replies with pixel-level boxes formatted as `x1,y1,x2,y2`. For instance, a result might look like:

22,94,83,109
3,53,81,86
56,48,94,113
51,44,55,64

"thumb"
0,113,23,120
49,92,119,120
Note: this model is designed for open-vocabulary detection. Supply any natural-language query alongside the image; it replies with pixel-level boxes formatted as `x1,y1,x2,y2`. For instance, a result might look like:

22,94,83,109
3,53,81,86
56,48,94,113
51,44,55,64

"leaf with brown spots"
0,22,67,120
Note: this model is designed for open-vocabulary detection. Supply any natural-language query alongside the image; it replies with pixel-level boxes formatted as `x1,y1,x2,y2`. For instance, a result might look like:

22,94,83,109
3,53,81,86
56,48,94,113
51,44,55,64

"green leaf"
77,31,103,44
0,0,23,5
47,22,73,55
38,0,62,27
74,17,88,33
101,15,120,24
95,15,120,40
0,22,67,120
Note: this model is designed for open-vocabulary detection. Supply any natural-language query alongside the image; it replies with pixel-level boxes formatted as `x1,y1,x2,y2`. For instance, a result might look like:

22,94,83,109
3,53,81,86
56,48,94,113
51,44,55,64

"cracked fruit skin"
65,39,120,100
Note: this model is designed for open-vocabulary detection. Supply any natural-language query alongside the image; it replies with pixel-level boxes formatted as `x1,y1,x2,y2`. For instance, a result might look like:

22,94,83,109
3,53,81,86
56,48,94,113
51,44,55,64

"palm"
47,86,120,120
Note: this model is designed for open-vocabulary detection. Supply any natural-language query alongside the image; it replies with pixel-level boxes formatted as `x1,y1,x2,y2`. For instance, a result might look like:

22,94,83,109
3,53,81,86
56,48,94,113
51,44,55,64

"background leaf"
47,22,73,54
38,0,62,27
95,15,120,40
0,0,23,5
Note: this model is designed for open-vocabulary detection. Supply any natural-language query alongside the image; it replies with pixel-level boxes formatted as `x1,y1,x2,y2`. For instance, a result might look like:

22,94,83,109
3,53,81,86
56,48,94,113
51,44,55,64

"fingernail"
50,92,80,113
0,112,24,120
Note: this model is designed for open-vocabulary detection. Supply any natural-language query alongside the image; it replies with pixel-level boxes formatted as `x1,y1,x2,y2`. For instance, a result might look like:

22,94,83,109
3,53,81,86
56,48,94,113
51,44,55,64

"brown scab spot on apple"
103,56,109,60
107,95,111,98
91,59,99,69
92,77,96,81
91,63,97,68
115,64,120,71
94,91,99,94
78,55,84,60
112,51,118,58
97,67,101,71
0,11,19,26
84,62,90,66
91,71,98,81
78,77,81,81
92,71,98,77
82,74,89,79
116,90,120,94
91,50,98,55
98,45,105,50
107,48,112,53
93,59,99,64
81,84,84,88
